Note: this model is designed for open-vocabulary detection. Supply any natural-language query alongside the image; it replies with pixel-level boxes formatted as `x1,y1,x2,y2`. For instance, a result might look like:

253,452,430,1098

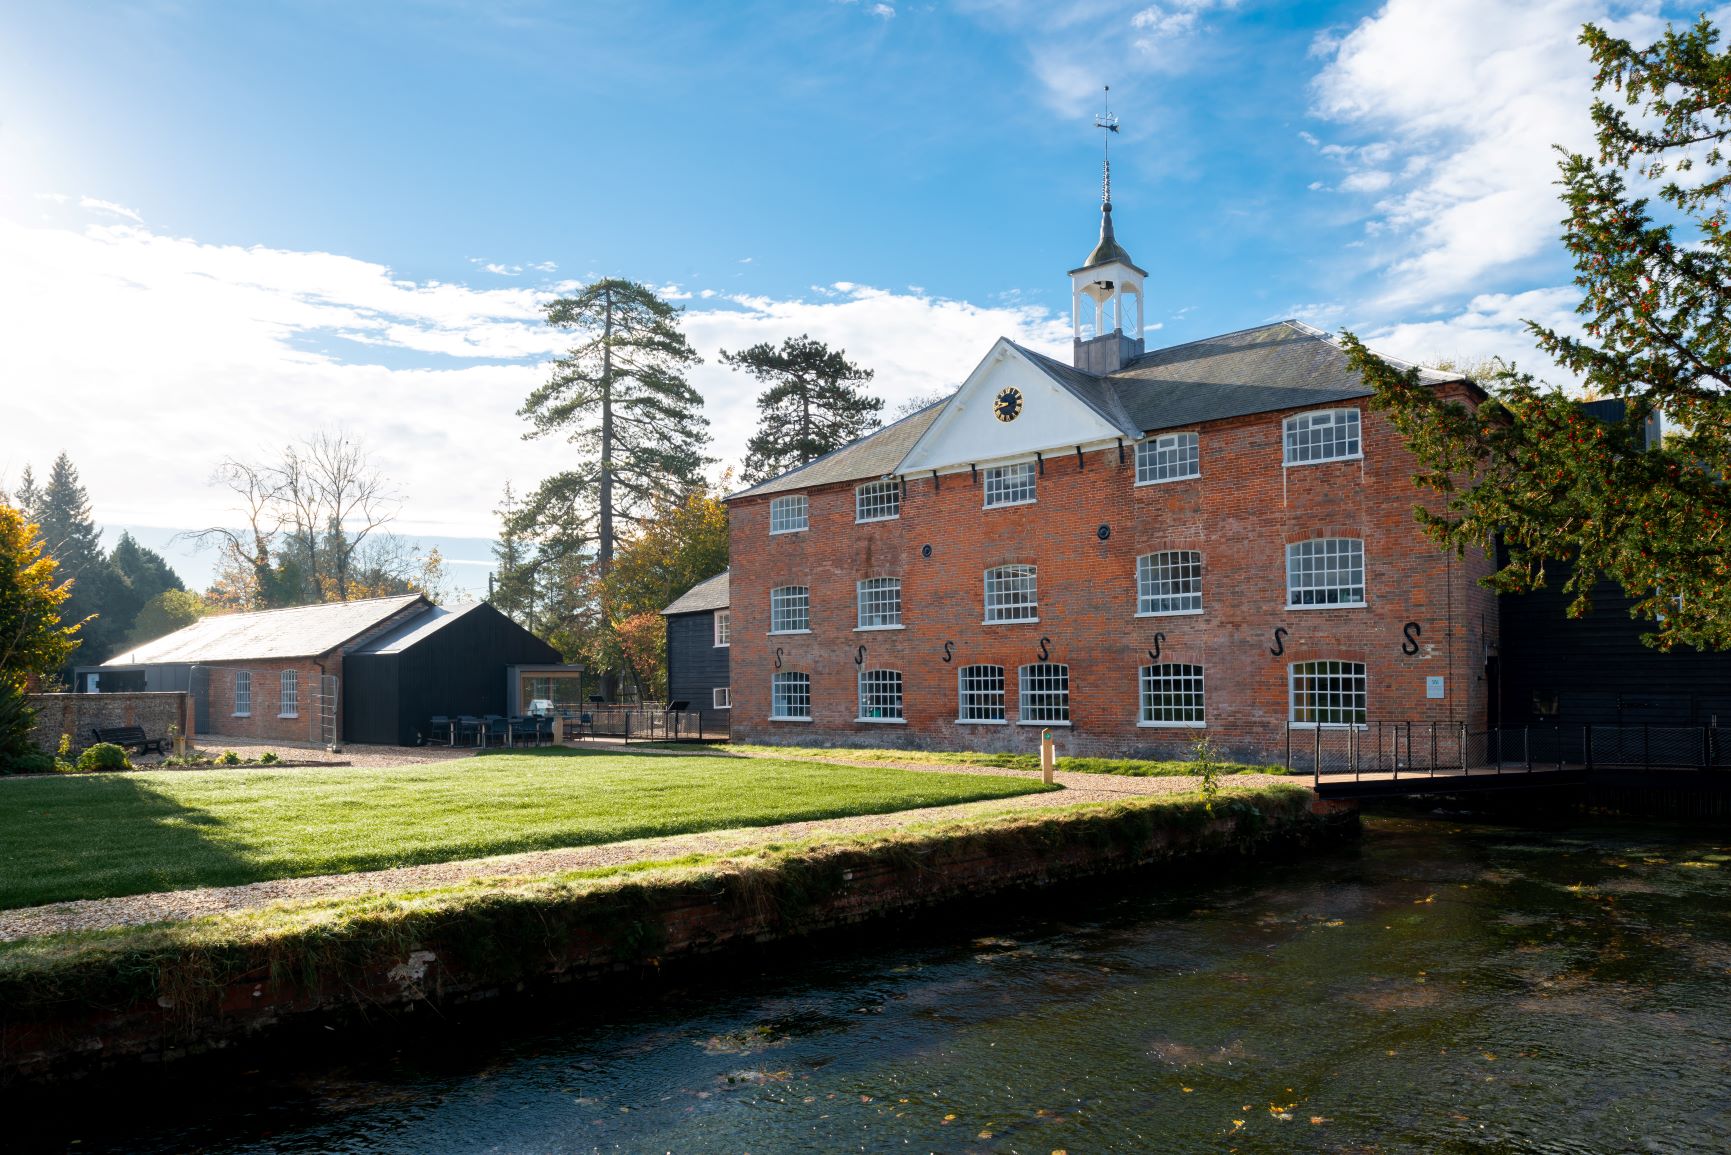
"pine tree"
1344,16,1731,650
32,453,118,668
490,482,538,626
106,532,185,647
11,467,40,523
723,335,883,483
516,279,710,572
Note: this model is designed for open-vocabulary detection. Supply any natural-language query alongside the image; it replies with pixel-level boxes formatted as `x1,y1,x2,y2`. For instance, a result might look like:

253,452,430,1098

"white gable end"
895,340,1129,475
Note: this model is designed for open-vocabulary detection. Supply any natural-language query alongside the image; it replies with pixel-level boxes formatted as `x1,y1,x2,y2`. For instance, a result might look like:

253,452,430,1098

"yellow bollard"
1040,727,1055,785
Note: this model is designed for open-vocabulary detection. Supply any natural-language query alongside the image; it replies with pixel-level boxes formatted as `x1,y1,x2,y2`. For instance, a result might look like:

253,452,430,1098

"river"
15,813,1731,1153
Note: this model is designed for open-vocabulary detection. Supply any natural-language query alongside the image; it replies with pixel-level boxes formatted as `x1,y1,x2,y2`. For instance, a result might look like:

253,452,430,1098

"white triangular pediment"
894,339,1133,475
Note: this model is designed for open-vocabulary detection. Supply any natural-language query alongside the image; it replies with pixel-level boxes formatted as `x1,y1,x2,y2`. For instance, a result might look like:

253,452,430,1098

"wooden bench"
91,726,169,756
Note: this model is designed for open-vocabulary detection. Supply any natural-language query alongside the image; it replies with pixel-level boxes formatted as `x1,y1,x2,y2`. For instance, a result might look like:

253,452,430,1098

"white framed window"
1136,551,1203,615
856,577,903,629
1135,431,1200,484
1018,662,1070,725
1283,408,1362,465
713,686,731,710
857,669,905,722
1139,664,1205,726
769,585,810,632
713,609,731,647
855,479,900,522
279,669,299,718
957,664,1006,723
770,672,811,720
983,462,1037,508
233,669,252,717
1286,538,1366,607
1289,660,1367,727
769,494,809,534
983,564,1038,623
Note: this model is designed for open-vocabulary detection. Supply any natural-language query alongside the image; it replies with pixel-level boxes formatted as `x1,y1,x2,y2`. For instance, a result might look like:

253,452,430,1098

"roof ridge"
203,592,424,620
1116,318,1306,369
727,396,952,499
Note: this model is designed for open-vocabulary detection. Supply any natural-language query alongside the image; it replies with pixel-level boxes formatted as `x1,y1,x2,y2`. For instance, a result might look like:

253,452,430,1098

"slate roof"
728,399,950,500
350,601,484,655
1085,320,1458,434
103,594,428,666
661,571,730,615
726,321,1462,499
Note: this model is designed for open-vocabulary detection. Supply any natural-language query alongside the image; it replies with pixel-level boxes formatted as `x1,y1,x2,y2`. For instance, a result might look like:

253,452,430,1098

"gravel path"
0,752,1300,942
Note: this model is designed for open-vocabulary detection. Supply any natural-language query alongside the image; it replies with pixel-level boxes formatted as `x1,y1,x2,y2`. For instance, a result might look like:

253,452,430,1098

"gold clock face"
994,387,1023,422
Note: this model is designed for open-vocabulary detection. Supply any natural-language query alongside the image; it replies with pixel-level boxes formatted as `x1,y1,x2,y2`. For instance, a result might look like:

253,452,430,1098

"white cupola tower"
1070,87,1147,375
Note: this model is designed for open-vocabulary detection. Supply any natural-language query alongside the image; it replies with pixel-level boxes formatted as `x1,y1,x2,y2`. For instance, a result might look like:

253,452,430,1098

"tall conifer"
723,335,882,484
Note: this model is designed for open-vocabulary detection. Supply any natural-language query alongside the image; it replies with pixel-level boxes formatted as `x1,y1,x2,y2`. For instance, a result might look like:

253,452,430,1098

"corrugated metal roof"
727,399,950,499
350,601,482,655
104,594,428,666
661,571,729,615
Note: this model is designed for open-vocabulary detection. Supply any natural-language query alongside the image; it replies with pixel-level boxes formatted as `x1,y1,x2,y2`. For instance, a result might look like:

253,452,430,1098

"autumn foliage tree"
1344,17,1731,649
595,482,730,698
0,502,82,766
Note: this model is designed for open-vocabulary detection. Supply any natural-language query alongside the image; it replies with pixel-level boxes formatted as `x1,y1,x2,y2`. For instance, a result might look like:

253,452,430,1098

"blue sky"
0,0,1691,597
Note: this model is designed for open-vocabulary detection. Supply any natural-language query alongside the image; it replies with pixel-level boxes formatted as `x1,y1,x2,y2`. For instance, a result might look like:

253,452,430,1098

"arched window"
1139,664,1204,726
770,672,812,720
1018,662,1069,725
1286,539,1365,607
984,564,1038,622
857,669,904,722
957,665,1006,723
1136,551,1203,615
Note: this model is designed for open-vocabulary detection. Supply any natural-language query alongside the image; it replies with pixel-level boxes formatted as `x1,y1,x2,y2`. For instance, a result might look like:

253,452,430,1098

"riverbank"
0,782,1350,1084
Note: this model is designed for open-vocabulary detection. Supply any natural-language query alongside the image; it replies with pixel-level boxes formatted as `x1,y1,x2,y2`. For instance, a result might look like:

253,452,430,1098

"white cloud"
1308,0,1665,309
0,217,1067,552
78,196,143,223
1361,285,1583,378
870,2,896,17
961,0,1243,112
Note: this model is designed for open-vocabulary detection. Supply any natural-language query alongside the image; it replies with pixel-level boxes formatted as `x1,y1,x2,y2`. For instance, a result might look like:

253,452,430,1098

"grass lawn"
0,749,1053,911
702,743,1287,777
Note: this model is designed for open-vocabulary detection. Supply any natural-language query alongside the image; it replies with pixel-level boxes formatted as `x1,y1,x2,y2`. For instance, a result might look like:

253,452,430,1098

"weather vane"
1094,85,1119,204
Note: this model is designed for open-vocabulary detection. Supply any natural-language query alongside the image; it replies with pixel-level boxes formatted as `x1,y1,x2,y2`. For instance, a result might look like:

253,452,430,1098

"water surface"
18,814,1731,1153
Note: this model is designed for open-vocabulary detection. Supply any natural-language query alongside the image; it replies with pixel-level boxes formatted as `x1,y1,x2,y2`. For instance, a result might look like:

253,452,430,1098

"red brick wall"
728,393,1498,766
198,598,429,746
200,658,329,745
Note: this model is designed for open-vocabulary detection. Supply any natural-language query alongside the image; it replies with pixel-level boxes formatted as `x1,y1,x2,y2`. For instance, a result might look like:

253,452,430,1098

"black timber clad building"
661,571,730,733
343,601,567,745
1496,399,1731,729
1499,571,1731,728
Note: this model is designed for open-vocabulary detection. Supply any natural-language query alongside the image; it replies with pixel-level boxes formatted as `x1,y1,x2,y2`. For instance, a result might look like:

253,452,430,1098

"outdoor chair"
482,716,508,746
456,716,482,747
562,712,593,741
428,715,452,746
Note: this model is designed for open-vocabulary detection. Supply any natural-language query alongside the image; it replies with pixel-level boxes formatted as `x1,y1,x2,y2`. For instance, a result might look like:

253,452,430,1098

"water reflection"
16,815,1731,1154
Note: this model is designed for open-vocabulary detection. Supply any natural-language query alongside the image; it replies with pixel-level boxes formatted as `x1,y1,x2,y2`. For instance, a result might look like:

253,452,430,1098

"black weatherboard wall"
1495,396,1731,728
1499,571,1731,727
344,602,563,745
666,609,729,729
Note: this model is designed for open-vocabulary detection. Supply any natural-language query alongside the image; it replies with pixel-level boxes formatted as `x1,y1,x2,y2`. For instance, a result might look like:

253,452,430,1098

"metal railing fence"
1290,721,1731,783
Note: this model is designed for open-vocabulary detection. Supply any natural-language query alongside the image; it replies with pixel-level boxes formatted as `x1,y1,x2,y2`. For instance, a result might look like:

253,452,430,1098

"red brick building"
97,594,435,744
723,194,1495,766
